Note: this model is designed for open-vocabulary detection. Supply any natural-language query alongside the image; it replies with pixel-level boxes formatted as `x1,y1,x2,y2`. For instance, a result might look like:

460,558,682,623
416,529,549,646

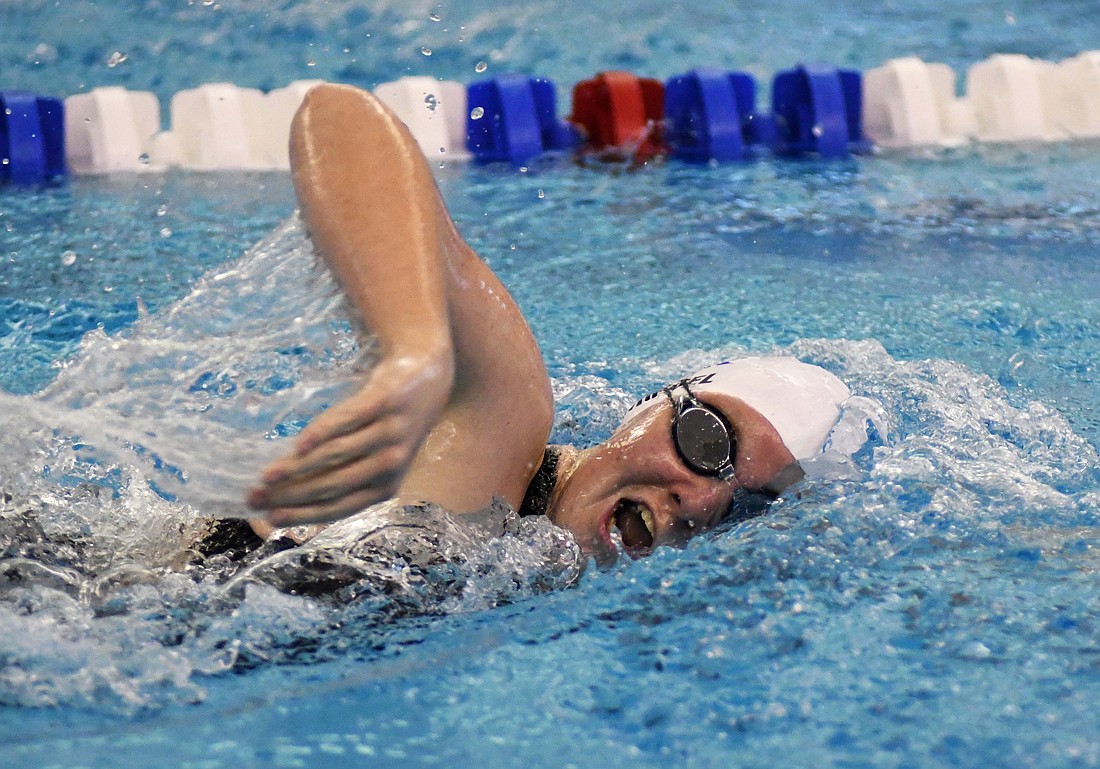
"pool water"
2,2,1100,768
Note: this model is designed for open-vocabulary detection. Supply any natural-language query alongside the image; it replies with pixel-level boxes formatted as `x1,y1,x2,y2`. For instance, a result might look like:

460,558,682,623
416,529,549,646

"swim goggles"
663,381,737,482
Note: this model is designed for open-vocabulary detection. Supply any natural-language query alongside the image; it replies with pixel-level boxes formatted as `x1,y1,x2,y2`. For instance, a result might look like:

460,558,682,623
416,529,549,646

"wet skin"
546,392,798,563
246,84,801,562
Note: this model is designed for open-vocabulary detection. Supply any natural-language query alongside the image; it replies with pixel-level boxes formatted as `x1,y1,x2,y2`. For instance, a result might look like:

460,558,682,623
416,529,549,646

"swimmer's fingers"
293,354,453,457
265,487,393,528
251,446,408,514
259,416,403,487
249,354,453,524
290,386,391,459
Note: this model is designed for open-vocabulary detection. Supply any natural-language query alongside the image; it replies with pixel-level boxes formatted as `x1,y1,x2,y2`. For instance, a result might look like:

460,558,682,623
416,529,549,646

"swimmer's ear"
719,463,806,527
759,461,805,498
722,488,774,526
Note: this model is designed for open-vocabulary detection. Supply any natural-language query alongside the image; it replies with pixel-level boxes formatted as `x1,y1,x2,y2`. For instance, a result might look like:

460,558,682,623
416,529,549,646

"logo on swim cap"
628,372,716,411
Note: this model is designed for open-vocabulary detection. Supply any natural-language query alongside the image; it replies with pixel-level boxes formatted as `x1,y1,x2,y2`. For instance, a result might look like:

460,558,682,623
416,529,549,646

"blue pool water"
2,2,1100,767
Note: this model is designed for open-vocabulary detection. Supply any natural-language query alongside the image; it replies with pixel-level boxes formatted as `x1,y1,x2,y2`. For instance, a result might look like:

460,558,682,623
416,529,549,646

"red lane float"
569,71,667,161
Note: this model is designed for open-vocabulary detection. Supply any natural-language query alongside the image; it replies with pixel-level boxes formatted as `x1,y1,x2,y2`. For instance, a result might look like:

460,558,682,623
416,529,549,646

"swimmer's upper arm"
290,84,452,366
398,252,554,512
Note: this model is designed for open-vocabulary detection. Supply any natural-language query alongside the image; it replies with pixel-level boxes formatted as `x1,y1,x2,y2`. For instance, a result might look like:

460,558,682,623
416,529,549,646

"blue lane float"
0,91,65,184
665,68,762,161
771,64,867,157
466,75,580,165
5,49,1100,183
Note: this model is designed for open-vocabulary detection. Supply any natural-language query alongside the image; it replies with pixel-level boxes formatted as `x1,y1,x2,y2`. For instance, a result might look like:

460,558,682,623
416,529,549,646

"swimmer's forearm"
289,84,454,364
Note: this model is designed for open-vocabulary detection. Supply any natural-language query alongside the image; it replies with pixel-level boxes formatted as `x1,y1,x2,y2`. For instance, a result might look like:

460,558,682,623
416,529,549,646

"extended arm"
248,84,553,526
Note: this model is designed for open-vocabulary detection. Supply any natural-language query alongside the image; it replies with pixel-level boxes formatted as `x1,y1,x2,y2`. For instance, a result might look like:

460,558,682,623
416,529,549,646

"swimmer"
246,84,852,563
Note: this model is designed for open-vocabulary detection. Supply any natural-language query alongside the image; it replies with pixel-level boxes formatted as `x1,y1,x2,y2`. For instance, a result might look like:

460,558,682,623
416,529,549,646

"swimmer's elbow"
289,83,361,170
289,82,424,191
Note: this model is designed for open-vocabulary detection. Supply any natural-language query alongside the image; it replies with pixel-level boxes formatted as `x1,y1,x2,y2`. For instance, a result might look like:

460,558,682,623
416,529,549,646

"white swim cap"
621,357,851,460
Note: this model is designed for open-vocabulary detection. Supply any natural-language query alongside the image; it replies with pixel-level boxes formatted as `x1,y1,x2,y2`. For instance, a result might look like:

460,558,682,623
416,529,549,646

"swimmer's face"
547,393,798,563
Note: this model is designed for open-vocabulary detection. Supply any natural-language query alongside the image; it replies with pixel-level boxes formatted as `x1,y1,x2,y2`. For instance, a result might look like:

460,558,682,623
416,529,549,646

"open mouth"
612,499,655,553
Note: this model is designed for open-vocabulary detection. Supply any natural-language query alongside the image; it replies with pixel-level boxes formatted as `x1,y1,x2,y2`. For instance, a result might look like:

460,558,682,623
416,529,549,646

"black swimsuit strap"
518,446,560,518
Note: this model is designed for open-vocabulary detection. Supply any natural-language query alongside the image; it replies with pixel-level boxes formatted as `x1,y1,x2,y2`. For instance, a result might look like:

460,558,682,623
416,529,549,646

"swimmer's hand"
247,349,454,526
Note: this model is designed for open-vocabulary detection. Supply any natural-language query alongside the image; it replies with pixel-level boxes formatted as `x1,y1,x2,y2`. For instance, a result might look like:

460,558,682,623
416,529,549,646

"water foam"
0,217,1095,717
0,218,583,713
2,214,368,521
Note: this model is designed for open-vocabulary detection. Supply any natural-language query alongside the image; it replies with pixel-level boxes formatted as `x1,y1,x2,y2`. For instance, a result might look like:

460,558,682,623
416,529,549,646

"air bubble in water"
156,204,168,217
470,106,484,120
160,227,172,238
811,124,824,137
138,153,150,165
106,51,128,68
429,8,441,21
421,47,432,57
424,93,438,112
61,250,77,266
537,189,545,199
475,60,488,73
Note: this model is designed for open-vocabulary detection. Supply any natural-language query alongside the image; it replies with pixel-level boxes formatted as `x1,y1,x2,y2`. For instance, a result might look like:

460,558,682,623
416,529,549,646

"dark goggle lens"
674,406,732,474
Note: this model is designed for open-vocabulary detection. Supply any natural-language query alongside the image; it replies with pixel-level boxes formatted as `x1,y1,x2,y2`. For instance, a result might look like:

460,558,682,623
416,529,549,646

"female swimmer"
246,84,852,563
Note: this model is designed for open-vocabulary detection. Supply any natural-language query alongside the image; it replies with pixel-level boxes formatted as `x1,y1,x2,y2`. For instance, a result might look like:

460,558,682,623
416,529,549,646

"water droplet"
421,46,432,57
424,93,438,112
537,189,545,199
61,250,77,266
106,51,128,68
156,204,168,217
138,153,150,165
470,106,485,120
1,158,9,166
160,227,172,238
475,60,488,73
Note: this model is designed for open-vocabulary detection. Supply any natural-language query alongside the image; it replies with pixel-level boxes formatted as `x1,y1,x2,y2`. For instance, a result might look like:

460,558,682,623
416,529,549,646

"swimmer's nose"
666,478,733,532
